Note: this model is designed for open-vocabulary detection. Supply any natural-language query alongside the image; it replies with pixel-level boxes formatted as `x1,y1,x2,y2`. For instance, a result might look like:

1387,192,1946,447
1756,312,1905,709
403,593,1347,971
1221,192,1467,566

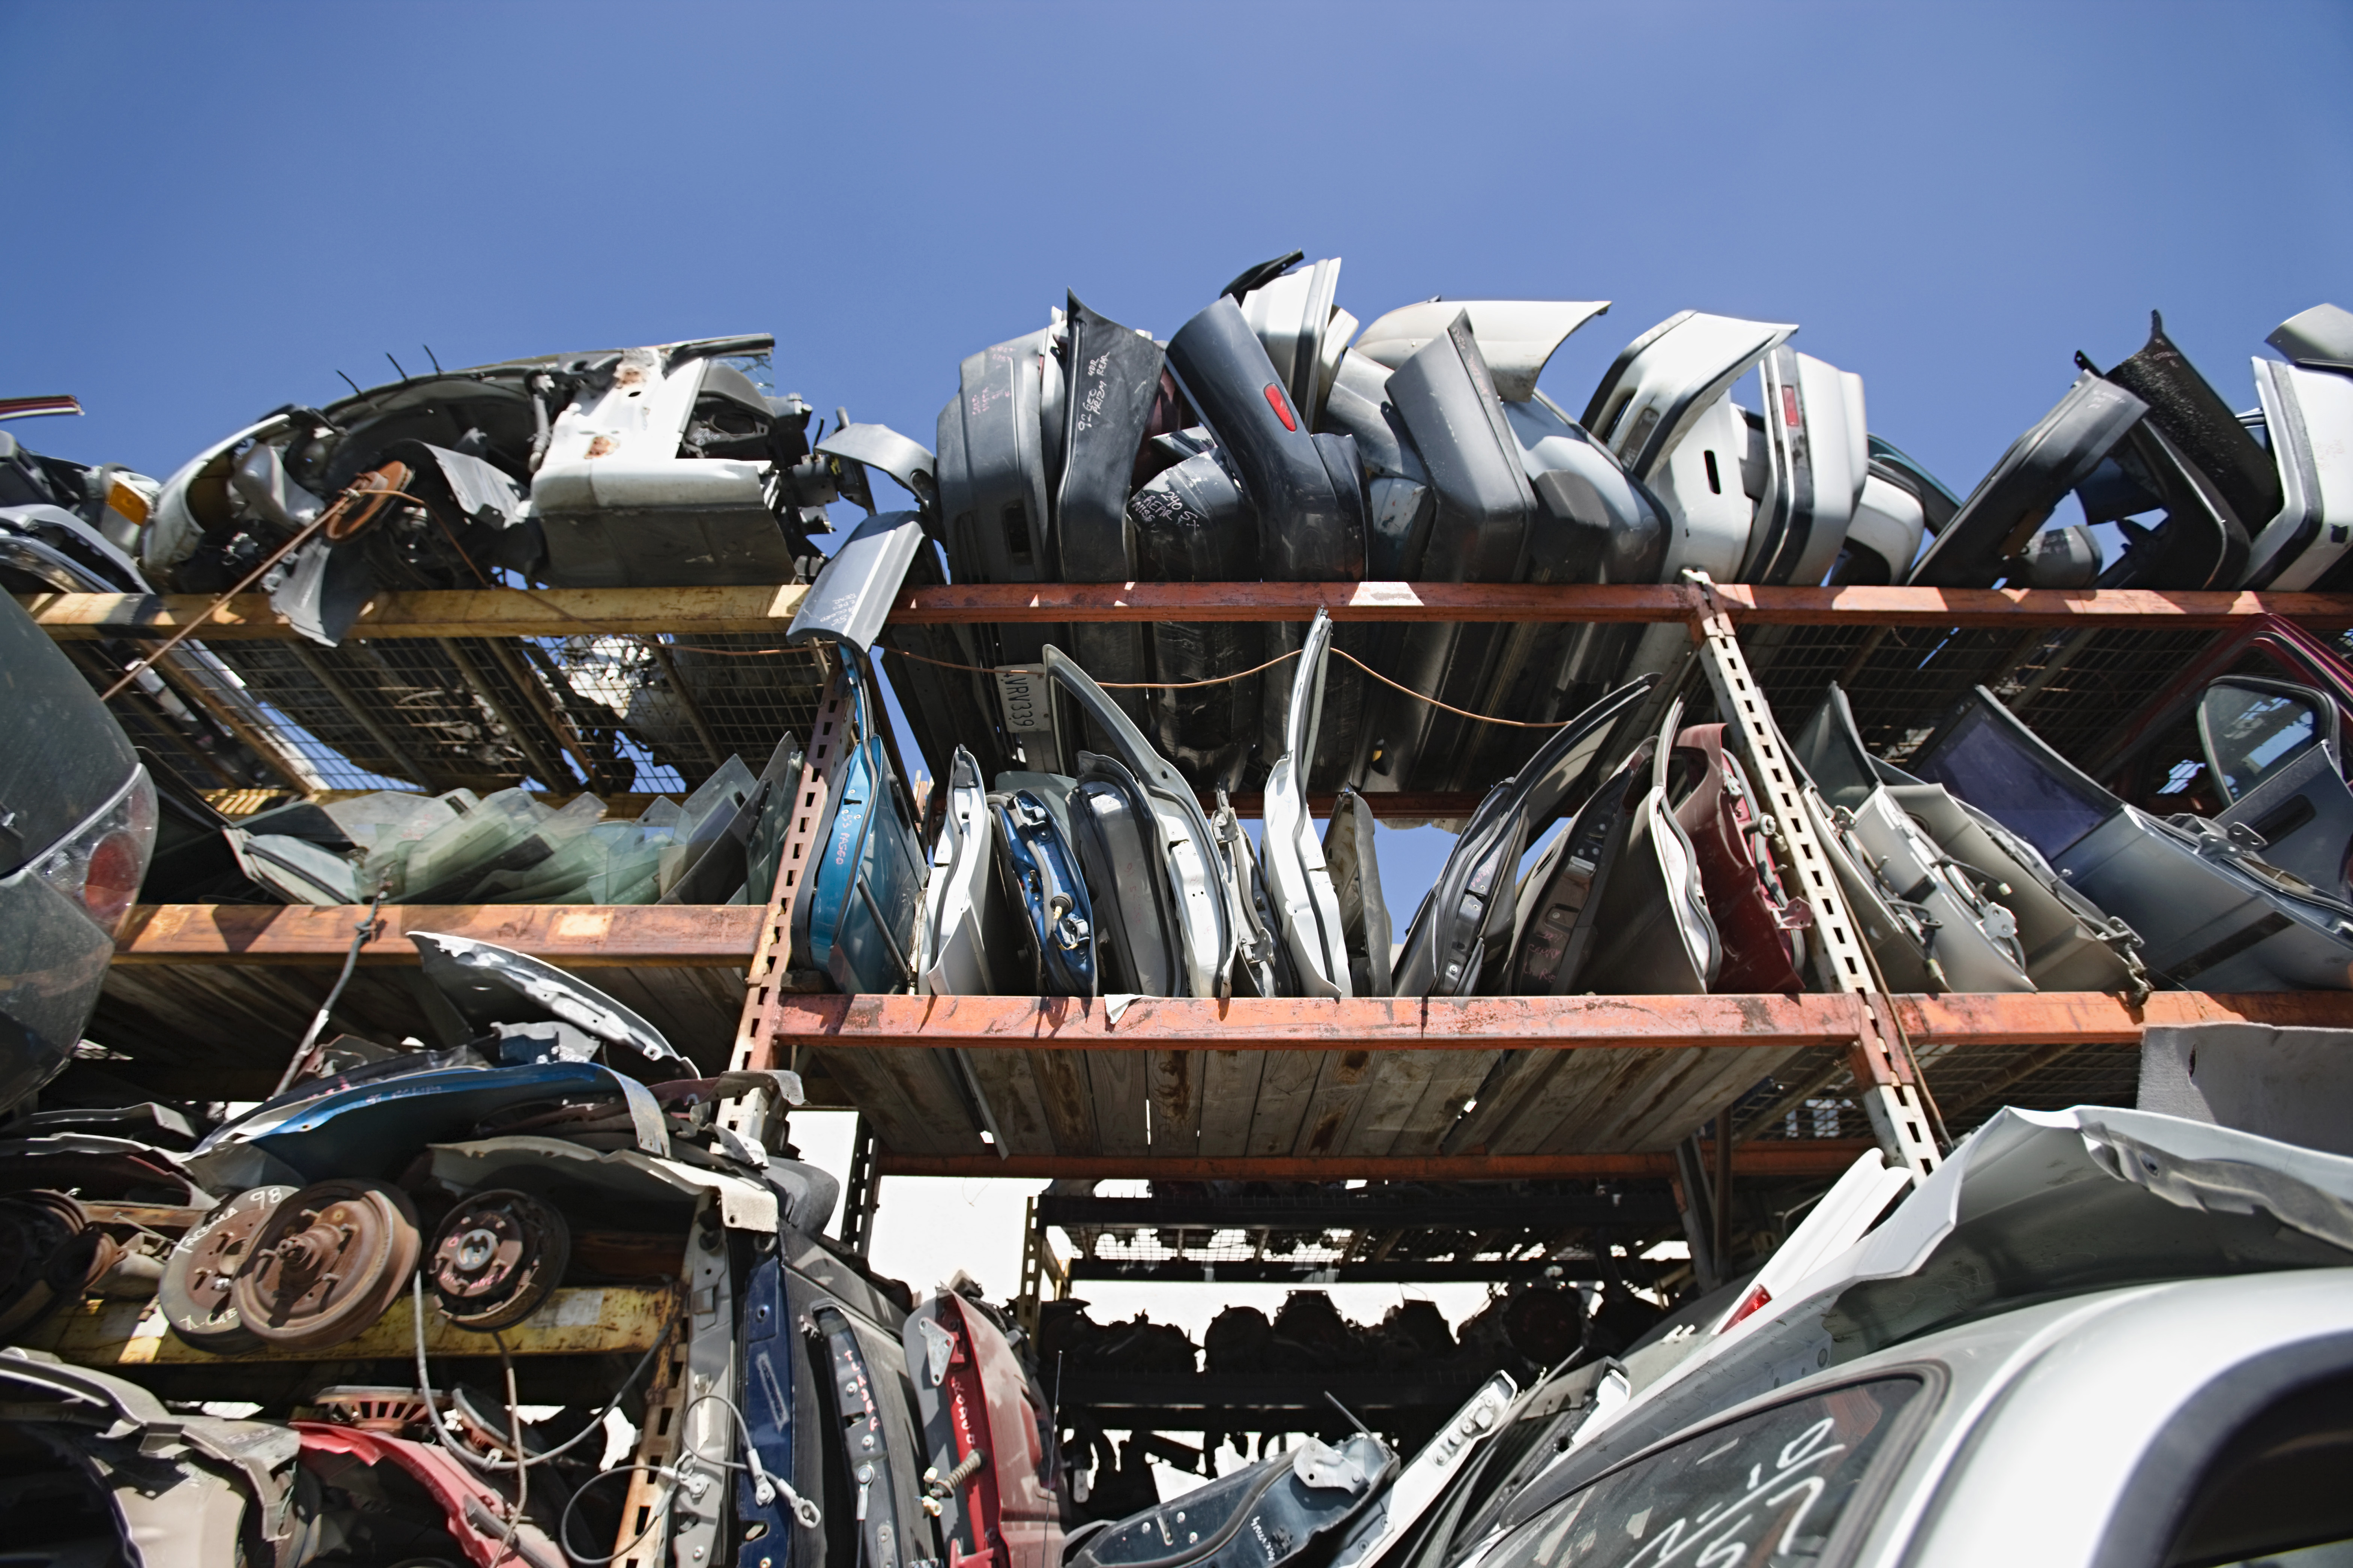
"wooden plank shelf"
27,582,2353,641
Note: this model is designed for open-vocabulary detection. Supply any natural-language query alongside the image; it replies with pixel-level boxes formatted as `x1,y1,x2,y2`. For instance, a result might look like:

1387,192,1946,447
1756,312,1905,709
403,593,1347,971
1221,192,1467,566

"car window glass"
1475,1377,1922,1568
2199,682,2324,803
1914,706,2114,859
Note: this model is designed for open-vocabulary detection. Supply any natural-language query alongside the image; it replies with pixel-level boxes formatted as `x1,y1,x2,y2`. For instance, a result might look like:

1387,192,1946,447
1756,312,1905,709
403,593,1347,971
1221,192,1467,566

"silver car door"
1791,683,2034,993
1883,781,2149,994
1911,686,2353,991
2245,359,2353,589
1908,371,2146,587
1043,644,1233,997
1393,675,1655,997
920,748,1006,996
1552,699,1720,995
1323,788,1394,997
1260,610,1351,997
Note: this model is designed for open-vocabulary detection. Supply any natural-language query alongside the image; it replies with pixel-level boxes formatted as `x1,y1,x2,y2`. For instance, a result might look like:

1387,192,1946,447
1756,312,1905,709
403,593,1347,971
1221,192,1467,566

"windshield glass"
1478,1377,1923,1568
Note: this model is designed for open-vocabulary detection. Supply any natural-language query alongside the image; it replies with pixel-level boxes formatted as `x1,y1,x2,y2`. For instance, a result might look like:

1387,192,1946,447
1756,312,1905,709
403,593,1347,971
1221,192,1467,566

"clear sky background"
9,0,2351,1442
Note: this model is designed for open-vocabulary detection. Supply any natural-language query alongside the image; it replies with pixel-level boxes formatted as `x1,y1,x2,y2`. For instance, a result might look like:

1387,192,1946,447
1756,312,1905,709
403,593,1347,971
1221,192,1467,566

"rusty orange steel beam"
113,903,764,966
890,582,2353,629
877,1144,1881,1181
779,992,1867,1052
31,583,2353,642
1893,988,2353,1043
777,989,2353,1053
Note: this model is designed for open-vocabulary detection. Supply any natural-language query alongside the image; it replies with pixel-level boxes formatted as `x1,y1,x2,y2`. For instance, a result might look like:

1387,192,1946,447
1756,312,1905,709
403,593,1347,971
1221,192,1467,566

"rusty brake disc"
231,1179,421,1352
428,1189,570,1332
158,1183,299,1353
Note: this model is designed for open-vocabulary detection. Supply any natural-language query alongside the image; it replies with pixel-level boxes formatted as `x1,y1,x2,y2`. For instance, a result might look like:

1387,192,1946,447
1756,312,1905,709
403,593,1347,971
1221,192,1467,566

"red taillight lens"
81,830,146,931
1721,1283,1772,1331
1264,382,1297,431
1782,386,1802,428
28,768,156,940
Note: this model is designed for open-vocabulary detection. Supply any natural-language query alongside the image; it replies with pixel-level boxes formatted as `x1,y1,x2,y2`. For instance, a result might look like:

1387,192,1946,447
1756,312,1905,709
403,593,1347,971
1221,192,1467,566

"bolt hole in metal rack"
29,567,2353,1455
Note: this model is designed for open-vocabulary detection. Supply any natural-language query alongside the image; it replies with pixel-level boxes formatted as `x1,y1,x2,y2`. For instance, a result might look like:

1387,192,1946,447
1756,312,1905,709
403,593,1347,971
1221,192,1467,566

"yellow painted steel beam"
27,1283,677,1367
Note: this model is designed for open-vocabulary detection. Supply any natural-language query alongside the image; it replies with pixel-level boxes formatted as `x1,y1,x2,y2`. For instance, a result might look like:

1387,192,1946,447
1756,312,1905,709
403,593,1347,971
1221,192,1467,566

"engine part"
0,1190,112,1339
158,1182,298,1353
428,1188,571,1332
232,1178,421,1351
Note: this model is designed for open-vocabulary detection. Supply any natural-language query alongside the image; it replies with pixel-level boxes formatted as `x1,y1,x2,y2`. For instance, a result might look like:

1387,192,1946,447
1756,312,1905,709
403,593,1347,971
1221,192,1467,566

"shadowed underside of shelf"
96,898,2353,1168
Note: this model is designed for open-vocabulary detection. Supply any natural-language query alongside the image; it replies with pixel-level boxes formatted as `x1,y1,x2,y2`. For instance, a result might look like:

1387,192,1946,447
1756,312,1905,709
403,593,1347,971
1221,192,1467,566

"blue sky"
9,0,2350,905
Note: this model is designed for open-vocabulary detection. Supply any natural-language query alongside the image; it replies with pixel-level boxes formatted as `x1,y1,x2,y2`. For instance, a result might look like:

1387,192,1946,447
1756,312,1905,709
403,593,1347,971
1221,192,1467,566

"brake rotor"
158,1184,298,1353
231,1179,421,1352
0,1191,106,1340
427,1189,570,1332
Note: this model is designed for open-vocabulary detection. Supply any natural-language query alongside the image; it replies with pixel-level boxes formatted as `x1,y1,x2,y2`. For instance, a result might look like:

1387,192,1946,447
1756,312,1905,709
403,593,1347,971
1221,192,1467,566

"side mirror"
2196,677,2340,804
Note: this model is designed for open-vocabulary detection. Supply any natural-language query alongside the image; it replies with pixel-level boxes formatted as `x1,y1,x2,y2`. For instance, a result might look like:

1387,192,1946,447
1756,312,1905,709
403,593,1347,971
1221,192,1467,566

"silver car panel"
2246,357,2353,589
2268,301,2353,372
1070,752,1183,997
1911,685,2353,990
937,326,1057,587
1793,684,2034,993
788,508,927,655
1355,299,1610,404
816,421,938,512
919,748,1004,996
1506,1106,2353,1548
1882,781,2150,994
1239,256,1355,426
1394,675,1654,997
1323,787,1394,997
1043,644,1233,996
144,413,297,578
534,345,784,589
1260,610,1351,997
1741,347,1868,586
408,930,683,1062
1580,311,1797,483
1908,371,2146,588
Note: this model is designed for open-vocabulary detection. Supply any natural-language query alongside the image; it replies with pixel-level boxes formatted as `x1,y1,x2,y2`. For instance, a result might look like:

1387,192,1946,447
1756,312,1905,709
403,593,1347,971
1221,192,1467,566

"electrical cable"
410,1272,672,1474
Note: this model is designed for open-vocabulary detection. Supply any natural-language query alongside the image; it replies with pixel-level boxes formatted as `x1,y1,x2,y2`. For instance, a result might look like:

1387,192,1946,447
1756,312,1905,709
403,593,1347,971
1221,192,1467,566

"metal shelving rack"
27,577,2353,1460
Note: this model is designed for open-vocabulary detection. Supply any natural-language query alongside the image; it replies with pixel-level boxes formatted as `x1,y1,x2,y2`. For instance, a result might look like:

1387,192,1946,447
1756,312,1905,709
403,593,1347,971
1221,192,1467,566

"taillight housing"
29,767,156,939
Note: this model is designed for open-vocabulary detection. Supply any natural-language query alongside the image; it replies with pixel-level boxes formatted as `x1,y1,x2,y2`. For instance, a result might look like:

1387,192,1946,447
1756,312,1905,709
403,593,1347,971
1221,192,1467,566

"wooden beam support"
30,582,2353,641
112,903,764,966
878,1143,1881,1180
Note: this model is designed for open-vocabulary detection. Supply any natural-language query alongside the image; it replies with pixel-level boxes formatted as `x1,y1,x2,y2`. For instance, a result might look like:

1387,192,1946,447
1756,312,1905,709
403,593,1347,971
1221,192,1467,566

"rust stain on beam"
1897,988,2353,1044
877,1143,1880,1180
113,903,764,966
31,583,2353,641
777,992,1864,1052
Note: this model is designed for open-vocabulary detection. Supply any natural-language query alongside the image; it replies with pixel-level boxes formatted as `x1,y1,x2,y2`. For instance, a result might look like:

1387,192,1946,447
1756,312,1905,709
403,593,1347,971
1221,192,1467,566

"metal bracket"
612,1195,737,1568
838,1116,880,1259
720,656,849,1152
1685,574,1941,1182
